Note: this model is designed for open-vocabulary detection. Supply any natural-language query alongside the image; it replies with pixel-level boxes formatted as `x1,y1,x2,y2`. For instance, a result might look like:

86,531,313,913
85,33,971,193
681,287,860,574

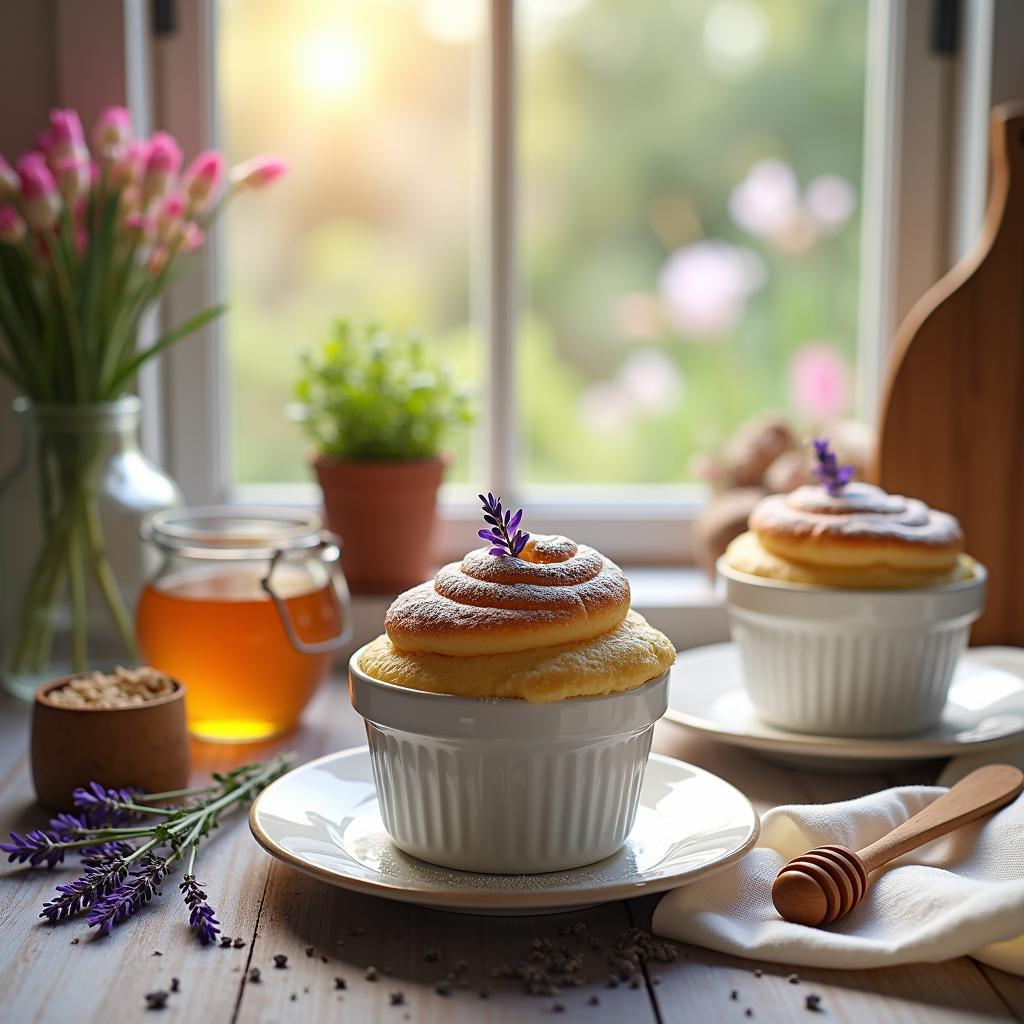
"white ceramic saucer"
667,642,1024,770
249,746,759,915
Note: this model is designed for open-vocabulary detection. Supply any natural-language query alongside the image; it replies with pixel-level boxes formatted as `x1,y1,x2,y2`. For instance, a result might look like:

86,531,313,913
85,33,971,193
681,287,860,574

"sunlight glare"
299,31,369,100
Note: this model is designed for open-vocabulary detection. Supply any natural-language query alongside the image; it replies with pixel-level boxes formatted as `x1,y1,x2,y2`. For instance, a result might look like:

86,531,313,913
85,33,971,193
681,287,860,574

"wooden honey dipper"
772,764,1023,927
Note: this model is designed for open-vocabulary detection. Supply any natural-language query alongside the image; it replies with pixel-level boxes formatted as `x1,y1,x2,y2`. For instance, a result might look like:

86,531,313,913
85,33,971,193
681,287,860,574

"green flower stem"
8,429,137,675
9,516,72,672
54,757,295,852
83,495,138,659
137,784,219,803
44,225,87,399
66,520,88,672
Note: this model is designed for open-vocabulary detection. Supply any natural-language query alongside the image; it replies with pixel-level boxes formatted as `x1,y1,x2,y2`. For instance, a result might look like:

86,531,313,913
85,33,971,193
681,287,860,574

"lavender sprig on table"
88,855,168,935
478,492,530,558
1,754,293,945
41,858,129,923
811,438,854,497
180,873,221,946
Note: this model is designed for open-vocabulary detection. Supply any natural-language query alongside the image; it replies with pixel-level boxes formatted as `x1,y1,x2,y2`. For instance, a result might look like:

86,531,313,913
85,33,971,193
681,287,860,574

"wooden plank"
632,910,1015,1024
980,966,1024,1020
873,101,1024,646
235,866,659,1024
0,679,364,1023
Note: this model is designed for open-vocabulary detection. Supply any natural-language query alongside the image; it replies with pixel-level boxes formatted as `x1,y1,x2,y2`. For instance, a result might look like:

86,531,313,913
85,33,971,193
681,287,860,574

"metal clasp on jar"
260,532,354,654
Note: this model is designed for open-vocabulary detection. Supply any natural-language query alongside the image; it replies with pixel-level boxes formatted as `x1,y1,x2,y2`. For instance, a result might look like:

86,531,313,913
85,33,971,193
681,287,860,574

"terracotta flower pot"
31,675,190,809
313,455,445,594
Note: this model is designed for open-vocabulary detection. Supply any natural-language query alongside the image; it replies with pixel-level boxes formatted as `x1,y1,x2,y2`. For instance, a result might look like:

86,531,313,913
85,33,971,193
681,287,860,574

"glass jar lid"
143,506,324,560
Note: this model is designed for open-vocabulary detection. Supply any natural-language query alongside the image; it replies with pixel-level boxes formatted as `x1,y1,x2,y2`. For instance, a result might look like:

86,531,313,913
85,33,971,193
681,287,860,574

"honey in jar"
137,508,350,742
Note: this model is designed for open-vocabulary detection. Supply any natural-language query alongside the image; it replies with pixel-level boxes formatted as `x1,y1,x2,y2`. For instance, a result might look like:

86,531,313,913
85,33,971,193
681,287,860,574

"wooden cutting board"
873,101,1024,645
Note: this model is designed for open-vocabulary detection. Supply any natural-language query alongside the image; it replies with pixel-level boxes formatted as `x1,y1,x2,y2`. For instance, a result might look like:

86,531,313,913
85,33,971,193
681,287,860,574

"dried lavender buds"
46,666,175,708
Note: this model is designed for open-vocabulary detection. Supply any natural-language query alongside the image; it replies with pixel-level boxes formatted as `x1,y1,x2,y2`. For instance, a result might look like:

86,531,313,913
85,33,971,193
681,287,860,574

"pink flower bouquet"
0,106,285,679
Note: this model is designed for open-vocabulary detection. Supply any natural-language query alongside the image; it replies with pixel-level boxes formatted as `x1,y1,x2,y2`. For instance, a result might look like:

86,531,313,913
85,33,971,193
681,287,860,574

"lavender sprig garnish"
811,438,854,497
478,492,529,558
4,754,293,945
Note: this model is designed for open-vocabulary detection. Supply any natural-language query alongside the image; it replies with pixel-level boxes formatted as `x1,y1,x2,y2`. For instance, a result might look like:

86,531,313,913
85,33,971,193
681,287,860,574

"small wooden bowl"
31,674,190,808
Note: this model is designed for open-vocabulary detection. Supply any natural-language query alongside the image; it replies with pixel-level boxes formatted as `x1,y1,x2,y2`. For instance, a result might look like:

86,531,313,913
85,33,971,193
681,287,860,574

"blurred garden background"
219,0,867,486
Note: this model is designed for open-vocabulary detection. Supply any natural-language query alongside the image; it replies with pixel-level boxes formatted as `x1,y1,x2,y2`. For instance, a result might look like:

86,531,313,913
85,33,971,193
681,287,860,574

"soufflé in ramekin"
350,498,676,873
719,440,986,738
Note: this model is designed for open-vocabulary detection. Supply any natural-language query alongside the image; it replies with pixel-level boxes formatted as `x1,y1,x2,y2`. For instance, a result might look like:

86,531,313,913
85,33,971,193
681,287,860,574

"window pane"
518,0,868,484
218,0,482,485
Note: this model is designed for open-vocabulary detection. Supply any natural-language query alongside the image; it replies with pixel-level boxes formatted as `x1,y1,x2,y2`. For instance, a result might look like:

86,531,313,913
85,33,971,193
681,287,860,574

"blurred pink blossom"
92,106,132,154
53,155,91,202
618,349,682,413
110,140,145,188
659,240,765,337
0,156,18,200
789,343,852,420
0,205,26,244
16,154,61,231
183,151,225,212
185,223,205,251
124,211,154,242
143,132,183,201
805,175,856,233
728,159,799,238
157,193,186,241
47,109,86,161
230,154,288,190
174,222,205,253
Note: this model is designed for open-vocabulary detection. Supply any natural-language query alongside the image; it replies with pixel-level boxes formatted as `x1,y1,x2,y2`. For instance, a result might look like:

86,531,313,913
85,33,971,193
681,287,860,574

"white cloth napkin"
652,776,1024,974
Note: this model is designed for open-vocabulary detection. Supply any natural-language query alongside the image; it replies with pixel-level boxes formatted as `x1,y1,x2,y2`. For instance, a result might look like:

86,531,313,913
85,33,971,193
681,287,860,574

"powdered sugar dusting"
384,535,632,655
752,484,963,547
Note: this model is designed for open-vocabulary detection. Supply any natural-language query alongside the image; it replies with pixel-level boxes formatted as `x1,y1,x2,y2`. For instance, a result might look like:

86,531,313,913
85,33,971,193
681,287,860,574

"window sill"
233,481,707,567
342,566,727,655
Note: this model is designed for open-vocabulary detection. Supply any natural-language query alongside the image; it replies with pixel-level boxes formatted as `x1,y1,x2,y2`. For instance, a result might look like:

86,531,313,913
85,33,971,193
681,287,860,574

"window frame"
124,0,976,565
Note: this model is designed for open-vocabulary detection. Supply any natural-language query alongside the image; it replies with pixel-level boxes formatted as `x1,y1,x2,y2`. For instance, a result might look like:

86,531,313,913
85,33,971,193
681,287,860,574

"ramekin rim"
715,556,987,596
348,642,671,707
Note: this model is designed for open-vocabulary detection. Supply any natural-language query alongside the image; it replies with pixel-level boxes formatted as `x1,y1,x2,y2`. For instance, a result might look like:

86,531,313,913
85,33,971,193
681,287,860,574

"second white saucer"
667,643,1024,770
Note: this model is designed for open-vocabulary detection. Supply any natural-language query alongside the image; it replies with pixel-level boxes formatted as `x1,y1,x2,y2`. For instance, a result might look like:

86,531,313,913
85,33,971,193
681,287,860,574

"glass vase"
0,396,182,699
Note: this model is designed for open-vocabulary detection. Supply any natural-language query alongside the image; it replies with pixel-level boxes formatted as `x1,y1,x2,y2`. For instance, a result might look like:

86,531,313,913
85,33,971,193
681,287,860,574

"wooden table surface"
1,677,1022,1024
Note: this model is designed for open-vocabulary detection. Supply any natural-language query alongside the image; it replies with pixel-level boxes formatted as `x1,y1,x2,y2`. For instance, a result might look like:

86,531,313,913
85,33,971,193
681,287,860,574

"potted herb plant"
293,320,474,593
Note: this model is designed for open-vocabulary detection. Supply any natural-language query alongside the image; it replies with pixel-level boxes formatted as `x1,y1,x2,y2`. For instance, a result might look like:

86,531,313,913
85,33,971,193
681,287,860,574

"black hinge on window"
931,0,960,55
153,0,177,36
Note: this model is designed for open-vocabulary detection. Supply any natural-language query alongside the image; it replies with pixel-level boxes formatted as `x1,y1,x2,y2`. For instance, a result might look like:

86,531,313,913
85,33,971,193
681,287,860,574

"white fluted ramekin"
718,559,987,738
348,648,669,873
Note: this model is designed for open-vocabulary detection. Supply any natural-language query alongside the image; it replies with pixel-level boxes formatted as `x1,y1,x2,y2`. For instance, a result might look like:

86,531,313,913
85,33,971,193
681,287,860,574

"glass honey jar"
137,507,351,742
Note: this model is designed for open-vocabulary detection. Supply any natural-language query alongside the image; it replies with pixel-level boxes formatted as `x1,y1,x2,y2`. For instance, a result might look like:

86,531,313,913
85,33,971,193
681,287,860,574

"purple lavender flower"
478,492,530,558
87,855,167,936
811,438,854,497
72,782,139,827
48,812,136,861
180,874,220,946
0,829,65,868
40,858,128,923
